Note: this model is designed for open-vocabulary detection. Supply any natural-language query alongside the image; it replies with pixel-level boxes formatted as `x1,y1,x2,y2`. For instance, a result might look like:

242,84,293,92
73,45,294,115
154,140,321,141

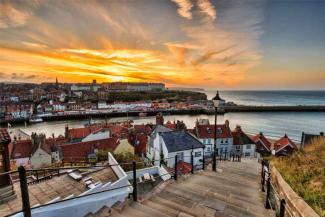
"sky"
0,0,325,90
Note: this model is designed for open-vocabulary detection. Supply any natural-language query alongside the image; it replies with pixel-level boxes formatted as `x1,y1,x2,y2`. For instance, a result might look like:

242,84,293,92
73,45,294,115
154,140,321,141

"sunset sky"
0,0,325,89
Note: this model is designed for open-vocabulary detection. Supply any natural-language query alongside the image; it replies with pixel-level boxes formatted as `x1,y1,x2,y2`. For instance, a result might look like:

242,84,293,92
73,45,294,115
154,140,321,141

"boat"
29,117,43,123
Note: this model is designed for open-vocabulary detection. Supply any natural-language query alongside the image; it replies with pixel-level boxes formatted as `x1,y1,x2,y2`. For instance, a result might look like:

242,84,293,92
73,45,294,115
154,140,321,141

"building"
60,137,120,162
252,132,272,156
149,130,204,169
300,131,324,150
273,134,298,156
8,133,54,169
0,153,132,217
231,126,256,158
104,82,165,92
193,119,233,156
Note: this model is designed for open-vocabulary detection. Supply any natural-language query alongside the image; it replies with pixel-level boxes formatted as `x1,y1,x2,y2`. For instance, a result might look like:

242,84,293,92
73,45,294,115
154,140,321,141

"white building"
231,125,256,158
148,130,204,169
193,120,233,156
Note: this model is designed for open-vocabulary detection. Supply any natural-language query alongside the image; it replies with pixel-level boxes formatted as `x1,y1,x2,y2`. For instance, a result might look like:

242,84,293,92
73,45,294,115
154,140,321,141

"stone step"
142,199,180,217
0,192,17,204
131,202,172,217
0,185,13,195
121,205,153,217
95,206,111,217
150,195,198,217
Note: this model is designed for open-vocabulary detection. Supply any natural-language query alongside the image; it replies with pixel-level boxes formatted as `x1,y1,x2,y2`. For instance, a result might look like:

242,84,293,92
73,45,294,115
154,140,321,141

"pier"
1,105,325,126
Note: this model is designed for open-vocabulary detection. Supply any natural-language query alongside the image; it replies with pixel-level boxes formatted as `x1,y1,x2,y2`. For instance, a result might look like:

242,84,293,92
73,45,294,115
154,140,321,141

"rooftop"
0,167,117,216
160,130,204,152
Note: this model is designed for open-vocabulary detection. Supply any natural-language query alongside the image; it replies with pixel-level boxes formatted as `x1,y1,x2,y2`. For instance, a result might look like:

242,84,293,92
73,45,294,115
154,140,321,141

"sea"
11,90,325,142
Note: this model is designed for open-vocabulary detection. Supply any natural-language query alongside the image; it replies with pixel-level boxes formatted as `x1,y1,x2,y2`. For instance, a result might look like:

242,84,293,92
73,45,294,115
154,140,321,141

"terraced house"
193,119,233,156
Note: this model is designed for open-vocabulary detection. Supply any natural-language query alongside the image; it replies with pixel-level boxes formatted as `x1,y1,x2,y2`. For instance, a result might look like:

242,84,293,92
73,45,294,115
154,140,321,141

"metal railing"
260,159,287,217
0,152,212,217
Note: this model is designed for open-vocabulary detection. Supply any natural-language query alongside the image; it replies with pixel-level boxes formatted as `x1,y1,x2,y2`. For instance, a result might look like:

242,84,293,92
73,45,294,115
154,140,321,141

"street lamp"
212,91,222,172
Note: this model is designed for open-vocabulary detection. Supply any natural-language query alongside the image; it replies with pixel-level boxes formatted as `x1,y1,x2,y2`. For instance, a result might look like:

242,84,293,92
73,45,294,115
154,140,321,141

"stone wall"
270,165,319,217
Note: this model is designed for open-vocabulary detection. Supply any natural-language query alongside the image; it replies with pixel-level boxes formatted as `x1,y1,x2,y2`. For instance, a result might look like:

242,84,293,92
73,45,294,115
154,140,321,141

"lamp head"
212,91,222,108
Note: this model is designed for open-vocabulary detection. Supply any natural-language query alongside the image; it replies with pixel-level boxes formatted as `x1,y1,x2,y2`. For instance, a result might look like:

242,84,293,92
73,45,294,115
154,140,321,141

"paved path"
90,159,273,217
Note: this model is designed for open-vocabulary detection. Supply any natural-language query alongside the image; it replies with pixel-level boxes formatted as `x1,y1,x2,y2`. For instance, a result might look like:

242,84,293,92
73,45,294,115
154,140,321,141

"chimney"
155,112,164,125
65,124,69,139
235,125,242,132
225,120,230,129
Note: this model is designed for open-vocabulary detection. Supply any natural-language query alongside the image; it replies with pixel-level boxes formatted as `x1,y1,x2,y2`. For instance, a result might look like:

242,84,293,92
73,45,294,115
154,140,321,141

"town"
0,80,213,124
0,112,323,217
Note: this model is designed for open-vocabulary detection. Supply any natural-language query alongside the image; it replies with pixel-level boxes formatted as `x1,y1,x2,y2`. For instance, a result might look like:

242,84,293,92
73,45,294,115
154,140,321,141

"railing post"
132,161,137,202
202,152,205,170
18,166,31,217
174,155,178,181
191,153,194,174
279,199,286,217
212,149,216,172
261,163,265,192
265,175,271,209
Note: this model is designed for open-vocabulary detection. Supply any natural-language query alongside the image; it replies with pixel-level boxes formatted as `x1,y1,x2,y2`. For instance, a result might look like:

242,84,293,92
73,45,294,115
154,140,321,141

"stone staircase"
87,159,274,217
0,185,16,204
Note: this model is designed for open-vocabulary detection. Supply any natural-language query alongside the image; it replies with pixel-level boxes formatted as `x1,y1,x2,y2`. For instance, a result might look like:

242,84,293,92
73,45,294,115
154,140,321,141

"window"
195,151,202,157
225,139,228,144
245,152,250,157
236,146,240,150
221,139,223,144
246,144,251,149
207,138,211,144
206,147,211,152
203,139,206,144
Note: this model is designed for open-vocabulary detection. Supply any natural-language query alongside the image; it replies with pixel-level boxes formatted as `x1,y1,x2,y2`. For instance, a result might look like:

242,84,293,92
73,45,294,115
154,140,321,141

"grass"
272,138,325,217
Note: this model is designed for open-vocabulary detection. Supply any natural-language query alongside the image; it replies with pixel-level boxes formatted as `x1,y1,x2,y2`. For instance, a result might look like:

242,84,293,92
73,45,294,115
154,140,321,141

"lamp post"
212,91,222,172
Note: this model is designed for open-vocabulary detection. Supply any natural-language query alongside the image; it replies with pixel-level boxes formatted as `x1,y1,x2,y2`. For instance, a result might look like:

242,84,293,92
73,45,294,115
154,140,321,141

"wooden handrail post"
265,176,271,209
18,166,31,217
279,199,286,217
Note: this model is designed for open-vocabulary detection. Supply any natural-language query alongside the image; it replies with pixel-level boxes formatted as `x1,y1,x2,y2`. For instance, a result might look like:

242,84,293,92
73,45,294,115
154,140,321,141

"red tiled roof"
10,140,33,159
134,133,148,155
187,128,196,135
0,128,11,143
274,134,297,152
42,137,69,154
177,161,192,174
252,133,272,151
133,124,153,134
196,124,232,139
67,125,102,139
60,137,119,161
165,121,177,130
232,126,255,146
108,125,129,136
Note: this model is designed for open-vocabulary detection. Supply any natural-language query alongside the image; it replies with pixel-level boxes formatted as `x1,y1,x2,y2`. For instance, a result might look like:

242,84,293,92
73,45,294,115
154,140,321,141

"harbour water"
10,91,325,142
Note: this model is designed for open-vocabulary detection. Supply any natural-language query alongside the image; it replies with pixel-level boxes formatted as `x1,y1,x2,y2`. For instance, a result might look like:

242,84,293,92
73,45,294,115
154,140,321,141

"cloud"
197,0,216,20
0,0,266,88
0,2,34,29
171,0,193,19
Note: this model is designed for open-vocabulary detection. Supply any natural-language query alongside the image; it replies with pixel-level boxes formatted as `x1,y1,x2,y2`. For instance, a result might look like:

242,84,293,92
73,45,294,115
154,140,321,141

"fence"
0,150,215,217
260,160,320,217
